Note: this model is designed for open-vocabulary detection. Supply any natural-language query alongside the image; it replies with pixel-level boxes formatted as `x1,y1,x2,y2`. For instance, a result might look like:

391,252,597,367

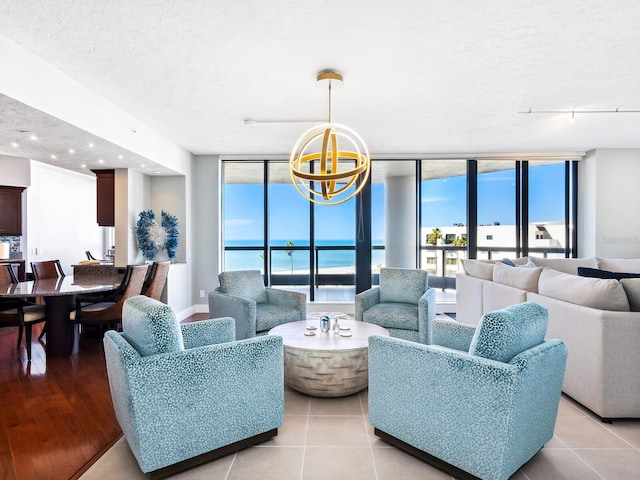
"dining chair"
70,264,148,338
0,265,47,361
31,259,65,280
141,260,170,300
85,251,98,261
31,259,65,340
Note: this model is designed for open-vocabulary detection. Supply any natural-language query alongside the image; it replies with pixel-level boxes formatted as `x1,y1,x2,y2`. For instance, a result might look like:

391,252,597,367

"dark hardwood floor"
0,313,209,480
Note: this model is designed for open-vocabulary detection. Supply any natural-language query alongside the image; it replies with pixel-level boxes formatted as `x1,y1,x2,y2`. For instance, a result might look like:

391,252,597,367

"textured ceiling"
0,0,639,175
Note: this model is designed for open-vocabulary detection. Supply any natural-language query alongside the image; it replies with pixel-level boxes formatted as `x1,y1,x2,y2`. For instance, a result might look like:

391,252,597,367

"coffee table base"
284,345,369,397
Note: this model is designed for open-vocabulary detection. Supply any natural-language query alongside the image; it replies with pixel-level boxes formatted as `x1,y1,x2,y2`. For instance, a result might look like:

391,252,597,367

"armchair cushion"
122,296,184,357
362,303,418,331
256,303,302,333
379,268,428,304
469,302,548,363
218,270,268,303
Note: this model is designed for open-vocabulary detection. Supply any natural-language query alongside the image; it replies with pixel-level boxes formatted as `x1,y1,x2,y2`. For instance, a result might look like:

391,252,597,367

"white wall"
192,155,220,310
0,155,31,187
26,161,103,275
579,148,640,258
150,176,187,263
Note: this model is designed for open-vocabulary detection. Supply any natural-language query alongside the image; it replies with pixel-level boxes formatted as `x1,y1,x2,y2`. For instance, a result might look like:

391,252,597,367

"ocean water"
225,240,385,273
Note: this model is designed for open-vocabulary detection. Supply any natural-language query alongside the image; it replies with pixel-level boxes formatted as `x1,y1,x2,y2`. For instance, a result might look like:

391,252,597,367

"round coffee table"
269,319,389,397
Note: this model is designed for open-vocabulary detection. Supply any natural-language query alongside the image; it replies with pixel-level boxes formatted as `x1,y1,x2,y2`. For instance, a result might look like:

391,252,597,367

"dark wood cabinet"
0,186,25,235
92,169,115,226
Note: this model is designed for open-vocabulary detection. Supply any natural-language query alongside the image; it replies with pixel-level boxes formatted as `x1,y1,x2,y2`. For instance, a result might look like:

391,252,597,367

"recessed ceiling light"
154,171,160,174
98,159,104,163
29,134,37,141
118,154,123,159
69,148,75,154
88,143,94,148
50,154,57,159
81,164,87,168
10,142,19,148
141,164,146,168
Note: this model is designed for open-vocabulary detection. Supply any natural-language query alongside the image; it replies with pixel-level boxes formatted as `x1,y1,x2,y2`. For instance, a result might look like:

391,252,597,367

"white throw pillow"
620,278,640,312
597,258,640,273
537,267,630,311
460,259,494,281
493,261,543,292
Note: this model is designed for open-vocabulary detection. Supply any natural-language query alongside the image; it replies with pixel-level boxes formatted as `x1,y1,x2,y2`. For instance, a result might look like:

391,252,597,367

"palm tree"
427,227,442,245
286,241,295,274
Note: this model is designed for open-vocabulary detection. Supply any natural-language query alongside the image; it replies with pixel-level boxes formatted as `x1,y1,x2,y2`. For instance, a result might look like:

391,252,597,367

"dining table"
0,274,122,357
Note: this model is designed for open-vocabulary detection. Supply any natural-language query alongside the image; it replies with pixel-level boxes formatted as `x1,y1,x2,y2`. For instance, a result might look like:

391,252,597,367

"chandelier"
289,70,371,205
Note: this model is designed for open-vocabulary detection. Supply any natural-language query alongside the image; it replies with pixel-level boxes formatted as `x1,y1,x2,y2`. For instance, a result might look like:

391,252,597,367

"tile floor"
82,387,640,480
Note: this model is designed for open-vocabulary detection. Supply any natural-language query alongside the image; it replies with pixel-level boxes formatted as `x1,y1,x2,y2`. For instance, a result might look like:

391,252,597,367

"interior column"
385,176,416,268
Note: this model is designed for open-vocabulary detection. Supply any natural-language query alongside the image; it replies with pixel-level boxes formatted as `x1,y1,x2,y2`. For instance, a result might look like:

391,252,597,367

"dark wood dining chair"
0,265,46,361
85,251,98,260
142,260,171,301
70,264,148,338
31,259,65,340
31,259,65,280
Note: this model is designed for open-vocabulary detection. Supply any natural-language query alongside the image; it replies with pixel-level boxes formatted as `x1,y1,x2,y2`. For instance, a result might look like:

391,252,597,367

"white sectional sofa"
456,256,640,420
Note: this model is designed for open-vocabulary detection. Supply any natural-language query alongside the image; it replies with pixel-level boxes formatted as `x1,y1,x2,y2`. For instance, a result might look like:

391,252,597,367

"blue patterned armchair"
369,302,567,480
103,296,284,477
355,267,435,343
209,270,306,339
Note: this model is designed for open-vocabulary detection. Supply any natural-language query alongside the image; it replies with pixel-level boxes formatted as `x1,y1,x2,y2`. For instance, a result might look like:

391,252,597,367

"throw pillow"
469,302,548,363
493,261,543,292
460,259,494,281
577,267,640,280
537,267,630,311
379,268,428,304
621,279,640,312
122,296,184,357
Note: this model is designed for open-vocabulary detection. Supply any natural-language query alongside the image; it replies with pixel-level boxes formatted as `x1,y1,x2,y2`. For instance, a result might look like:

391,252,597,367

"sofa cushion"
460,259,494,281
537,267,630,311
379,268,428,304
122,296,185,357
578,267,640,280
469,302,548,363
363,302,419,330
219,270,268,303
493,261,543,292
597,258,640,273
620,279,640,312
529,256,598,275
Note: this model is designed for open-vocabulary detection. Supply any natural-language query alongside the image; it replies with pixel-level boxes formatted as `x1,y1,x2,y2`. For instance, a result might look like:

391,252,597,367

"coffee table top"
269,319,389,352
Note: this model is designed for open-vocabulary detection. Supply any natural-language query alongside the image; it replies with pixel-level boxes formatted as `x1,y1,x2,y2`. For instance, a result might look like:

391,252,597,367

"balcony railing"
224,244,569,291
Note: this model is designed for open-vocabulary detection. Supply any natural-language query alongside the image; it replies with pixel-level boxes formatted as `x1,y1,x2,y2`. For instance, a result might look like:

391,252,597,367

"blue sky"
225,163,566,242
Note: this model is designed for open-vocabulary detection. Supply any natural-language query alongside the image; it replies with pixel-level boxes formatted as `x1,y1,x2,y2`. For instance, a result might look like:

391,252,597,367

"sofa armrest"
181,317,235,348
355,287,380,321
208,289,257,339
431,319,476,351
265,288,307,319
104,333,284,473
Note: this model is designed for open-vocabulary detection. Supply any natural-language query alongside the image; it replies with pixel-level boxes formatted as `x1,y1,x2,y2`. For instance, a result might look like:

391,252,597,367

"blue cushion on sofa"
469,302,548,363
122,296,184,357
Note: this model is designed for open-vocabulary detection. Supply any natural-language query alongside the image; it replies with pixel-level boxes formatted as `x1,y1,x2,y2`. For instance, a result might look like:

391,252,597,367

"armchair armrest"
265,288,307,319
431,319,476,352
417,287,436,343
354,287,380,321
208,289,257,339
181,317,235,349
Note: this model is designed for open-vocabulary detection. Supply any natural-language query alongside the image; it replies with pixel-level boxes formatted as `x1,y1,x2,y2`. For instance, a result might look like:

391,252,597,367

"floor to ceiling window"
221,158,577,300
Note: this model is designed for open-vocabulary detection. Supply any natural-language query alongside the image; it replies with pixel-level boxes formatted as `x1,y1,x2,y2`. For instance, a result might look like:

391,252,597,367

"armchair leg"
38,324,47,340
17,325,24,349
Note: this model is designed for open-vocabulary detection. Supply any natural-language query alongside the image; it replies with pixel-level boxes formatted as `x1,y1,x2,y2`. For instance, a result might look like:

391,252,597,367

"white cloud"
421,196,449,203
